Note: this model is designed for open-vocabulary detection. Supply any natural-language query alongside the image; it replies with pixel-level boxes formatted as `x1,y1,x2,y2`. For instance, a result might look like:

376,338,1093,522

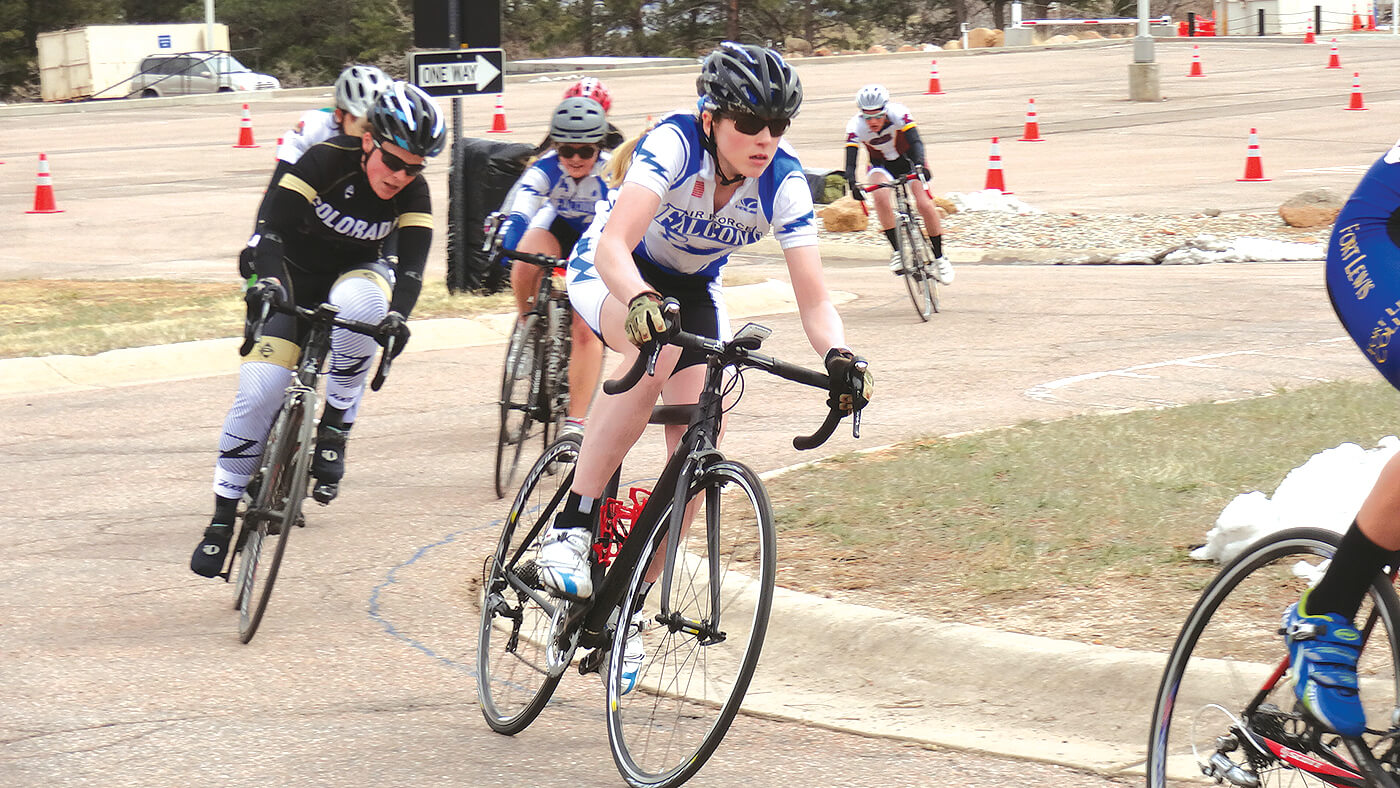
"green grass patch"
768,379,1400,646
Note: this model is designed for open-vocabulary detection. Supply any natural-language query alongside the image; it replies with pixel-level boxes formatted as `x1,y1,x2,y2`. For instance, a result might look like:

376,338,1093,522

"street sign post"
408,48,505,97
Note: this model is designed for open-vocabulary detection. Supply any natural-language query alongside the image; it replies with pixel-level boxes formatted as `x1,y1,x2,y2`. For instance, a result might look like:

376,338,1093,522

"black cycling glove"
376,311,411,358
824,348,873,413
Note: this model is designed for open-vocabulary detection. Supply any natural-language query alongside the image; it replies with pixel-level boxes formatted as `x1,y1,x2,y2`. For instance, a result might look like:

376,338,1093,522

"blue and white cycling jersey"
569,112,817,282
500,150,610,249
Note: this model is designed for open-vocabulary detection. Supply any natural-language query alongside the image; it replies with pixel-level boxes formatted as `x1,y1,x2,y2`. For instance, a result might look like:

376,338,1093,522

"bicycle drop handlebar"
602,301,865,451
240,294,400,391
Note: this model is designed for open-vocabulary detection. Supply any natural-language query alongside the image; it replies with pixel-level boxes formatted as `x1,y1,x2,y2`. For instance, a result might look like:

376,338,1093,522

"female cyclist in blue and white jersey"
533,42,874,693
498,97,612,436
1278,138,1400,738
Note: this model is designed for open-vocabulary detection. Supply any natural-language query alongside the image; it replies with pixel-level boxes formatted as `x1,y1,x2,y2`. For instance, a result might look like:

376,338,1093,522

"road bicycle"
860,173,941,322
1146,527,1400,787
476,304,866,788
482,211,572,499
219,294,398,643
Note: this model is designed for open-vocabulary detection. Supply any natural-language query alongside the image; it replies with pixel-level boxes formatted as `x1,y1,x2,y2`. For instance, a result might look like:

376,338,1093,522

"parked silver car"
130,52,280,97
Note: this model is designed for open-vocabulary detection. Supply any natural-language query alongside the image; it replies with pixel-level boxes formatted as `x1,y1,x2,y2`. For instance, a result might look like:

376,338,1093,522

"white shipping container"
37,23,230,102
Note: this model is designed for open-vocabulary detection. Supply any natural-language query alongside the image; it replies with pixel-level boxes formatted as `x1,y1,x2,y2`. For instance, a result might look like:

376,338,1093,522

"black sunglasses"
556,144,599,160
722,112,791,138
373,139,426,176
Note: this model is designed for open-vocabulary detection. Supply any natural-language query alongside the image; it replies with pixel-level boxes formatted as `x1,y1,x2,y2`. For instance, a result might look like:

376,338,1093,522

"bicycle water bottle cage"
593,487,650,566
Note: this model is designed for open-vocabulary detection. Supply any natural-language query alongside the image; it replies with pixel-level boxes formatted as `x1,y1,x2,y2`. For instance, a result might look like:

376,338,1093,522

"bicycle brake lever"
852,408,862,439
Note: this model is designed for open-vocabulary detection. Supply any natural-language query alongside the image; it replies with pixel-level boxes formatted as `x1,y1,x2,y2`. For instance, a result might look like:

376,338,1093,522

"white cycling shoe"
611,612,648,695
537,526,593,599
932,256,955,285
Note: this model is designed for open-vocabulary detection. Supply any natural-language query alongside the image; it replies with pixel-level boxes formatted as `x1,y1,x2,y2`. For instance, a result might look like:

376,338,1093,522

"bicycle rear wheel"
495,315,545,499
477,435,582,734
541,298,572,446
606,459,776,788
898,223,935,321
1147,527,1400,787
234,394,310,643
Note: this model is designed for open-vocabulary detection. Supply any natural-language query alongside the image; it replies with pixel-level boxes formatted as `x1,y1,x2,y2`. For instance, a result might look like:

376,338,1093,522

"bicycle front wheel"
606,459,776,788
1147,527,1400,787
898,223,935,321
495,315,544,499
234,394,310,643
477,435,582,734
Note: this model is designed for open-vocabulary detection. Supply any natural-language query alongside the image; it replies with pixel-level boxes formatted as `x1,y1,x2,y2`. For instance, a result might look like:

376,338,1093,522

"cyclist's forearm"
902,127,927,170
389,226,430,318
844,146,859,183
784,245,848,356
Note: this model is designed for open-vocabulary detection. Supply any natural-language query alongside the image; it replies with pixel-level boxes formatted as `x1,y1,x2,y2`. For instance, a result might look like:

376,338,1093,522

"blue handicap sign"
157,34,172,49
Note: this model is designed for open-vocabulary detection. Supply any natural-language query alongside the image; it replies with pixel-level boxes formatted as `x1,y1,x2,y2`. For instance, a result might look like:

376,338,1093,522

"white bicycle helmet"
855,84,889,113
335,65,391,118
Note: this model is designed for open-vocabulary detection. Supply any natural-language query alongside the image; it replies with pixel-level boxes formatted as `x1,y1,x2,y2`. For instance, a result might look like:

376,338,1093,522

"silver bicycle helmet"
696,42,802,120
549,98,608,144
368,81,447,158
855,84,889,113
335,65,391,118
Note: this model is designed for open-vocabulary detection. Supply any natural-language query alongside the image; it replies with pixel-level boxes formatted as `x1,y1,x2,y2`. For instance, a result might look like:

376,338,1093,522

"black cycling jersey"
253,135,432,317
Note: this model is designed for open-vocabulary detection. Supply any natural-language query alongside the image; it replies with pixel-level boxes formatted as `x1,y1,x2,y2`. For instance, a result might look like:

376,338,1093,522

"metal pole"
448,0,462,140
205,0,215,49
1134,0,1153,61
1258,7,1265,34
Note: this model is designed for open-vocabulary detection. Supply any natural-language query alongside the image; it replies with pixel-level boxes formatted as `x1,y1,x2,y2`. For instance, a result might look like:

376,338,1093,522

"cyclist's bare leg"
568,314,604,420
510,228,559,318
868,169,896,232
911,176,944,238
1357,452,1400,549
568,294,683,498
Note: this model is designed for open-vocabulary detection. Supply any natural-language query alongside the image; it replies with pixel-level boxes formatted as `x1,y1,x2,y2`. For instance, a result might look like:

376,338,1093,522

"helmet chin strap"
699,111,746,186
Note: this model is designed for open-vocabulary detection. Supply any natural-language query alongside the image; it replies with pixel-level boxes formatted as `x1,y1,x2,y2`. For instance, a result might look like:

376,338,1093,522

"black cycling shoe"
190,524,234,578
312,425,347,503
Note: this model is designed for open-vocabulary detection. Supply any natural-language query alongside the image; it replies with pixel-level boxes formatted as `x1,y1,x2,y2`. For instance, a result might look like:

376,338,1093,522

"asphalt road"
2,36,1397,787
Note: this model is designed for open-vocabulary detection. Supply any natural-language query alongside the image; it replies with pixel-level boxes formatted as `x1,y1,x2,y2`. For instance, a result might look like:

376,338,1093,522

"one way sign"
408,48,505,97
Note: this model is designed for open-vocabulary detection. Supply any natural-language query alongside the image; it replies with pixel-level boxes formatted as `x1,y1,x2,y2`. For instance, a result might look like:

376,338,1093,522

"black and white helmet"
549,98,607,144
855,84,889,113
334,65,391,118
368,81,447,158
697,42,802,120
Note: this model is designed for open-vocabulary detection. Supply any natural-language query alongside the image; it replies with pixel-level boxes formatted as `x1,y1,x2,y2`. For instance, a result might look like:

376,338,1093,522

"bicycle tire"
605,459,776,788
495,315,545,499
542,298,572,447
898,222,935,321
477,434,583,734
234,394,311,643
1147,527,1400,787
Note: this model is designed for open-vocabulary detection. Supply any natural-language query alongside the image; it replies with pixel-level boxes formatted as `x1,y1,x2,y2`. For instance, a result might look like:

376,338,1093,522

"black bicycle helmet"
549,97,608,144
368,81,447,158
696,42,802,120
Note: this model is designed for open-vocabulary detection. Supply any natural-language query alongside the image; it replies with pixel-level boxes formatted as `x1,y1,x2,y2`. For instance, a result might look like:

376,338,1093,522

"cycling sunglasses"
556,144,599,160
373,139,426,176
722,112,791,137
859,109,886,120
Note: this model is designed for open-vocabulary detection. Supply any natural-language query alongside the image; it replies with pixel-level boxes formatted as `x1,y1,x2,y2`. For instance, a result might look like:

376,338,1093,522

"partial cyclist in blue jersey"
239,65,392,280
1280,138,1400,737
498,97,612,437
533,42,874,694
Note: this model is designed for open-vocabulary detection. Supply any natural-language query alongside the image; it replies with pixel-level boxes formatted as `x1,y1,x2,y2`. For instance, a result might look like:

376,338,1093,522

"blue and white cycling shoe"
1282,590,1367,737
611,612,647,696
537,526,593,600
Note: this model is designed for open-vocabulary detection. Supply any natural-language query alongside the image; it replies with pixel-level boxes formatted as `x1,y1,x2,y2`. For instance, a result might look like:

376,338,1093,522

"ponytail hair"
604,116,663,188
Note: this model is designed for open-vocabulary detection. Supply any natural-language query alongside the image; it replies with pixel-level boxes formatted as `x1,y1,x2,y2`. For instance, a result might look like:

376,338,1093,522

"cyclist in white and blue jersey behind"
498,97,612,437
533,42,874,694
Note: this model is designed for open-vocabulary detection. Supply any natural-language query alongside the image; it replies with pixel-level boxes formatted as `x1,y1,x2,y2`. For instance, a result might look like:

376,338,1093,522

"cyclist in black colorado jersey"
190,81,446,578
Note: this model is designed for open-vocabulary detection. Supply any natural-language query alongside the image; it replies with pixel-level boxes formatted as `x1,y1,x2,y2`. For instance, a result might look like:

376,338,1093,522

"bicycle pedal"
577,646,606,675
312,482,338,505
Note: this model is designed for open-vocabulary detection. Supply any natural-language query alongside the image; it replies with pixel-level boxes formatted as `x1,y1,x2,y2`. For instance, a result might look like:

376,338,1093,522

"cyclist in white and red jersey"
531,42,873,695
843,84,953,285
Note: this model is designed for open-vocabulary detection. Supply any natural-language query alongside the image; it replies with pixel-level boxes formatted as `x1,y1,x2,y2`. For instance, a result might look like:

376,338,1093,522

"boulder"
966,27,998,48
1279,188,1344,228
1075,30,1105,40
785,36,812,54
1042,33,1078,44
943,39,963,50
897,44,921,52
933,195,958,215
819,197,869,232
989,29,1005,46
814,47,834,56
866,44,889,54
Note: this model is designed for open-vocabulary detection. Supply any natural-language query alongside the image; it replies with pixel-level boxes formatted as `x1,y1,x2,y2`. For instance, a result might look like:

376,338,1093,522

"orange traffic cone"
274,136,283,162
26,153,63,214
1368,12,1377,30
1353,5,1363,29
1017,99,1044,142
1188,45,1205,77
1304,19,1316,43
1347,72,1369,110
984,137,1012,193
233,104,259,148
1327,39,1342,68
488,94,510,133
925,60,945,95
1236,128,1271,182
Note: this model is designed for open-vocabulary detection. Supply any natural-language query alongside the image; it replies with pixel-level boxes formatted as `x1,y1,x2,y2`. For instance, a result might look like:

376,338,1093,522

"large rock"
1279,188,1344,228
1042,33,1078,44
866,44,889,54
1075,30,1105,40
933,195,958,215
966,27,998,48
785,36,812,54
943,39,963,50
819,197,869,232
